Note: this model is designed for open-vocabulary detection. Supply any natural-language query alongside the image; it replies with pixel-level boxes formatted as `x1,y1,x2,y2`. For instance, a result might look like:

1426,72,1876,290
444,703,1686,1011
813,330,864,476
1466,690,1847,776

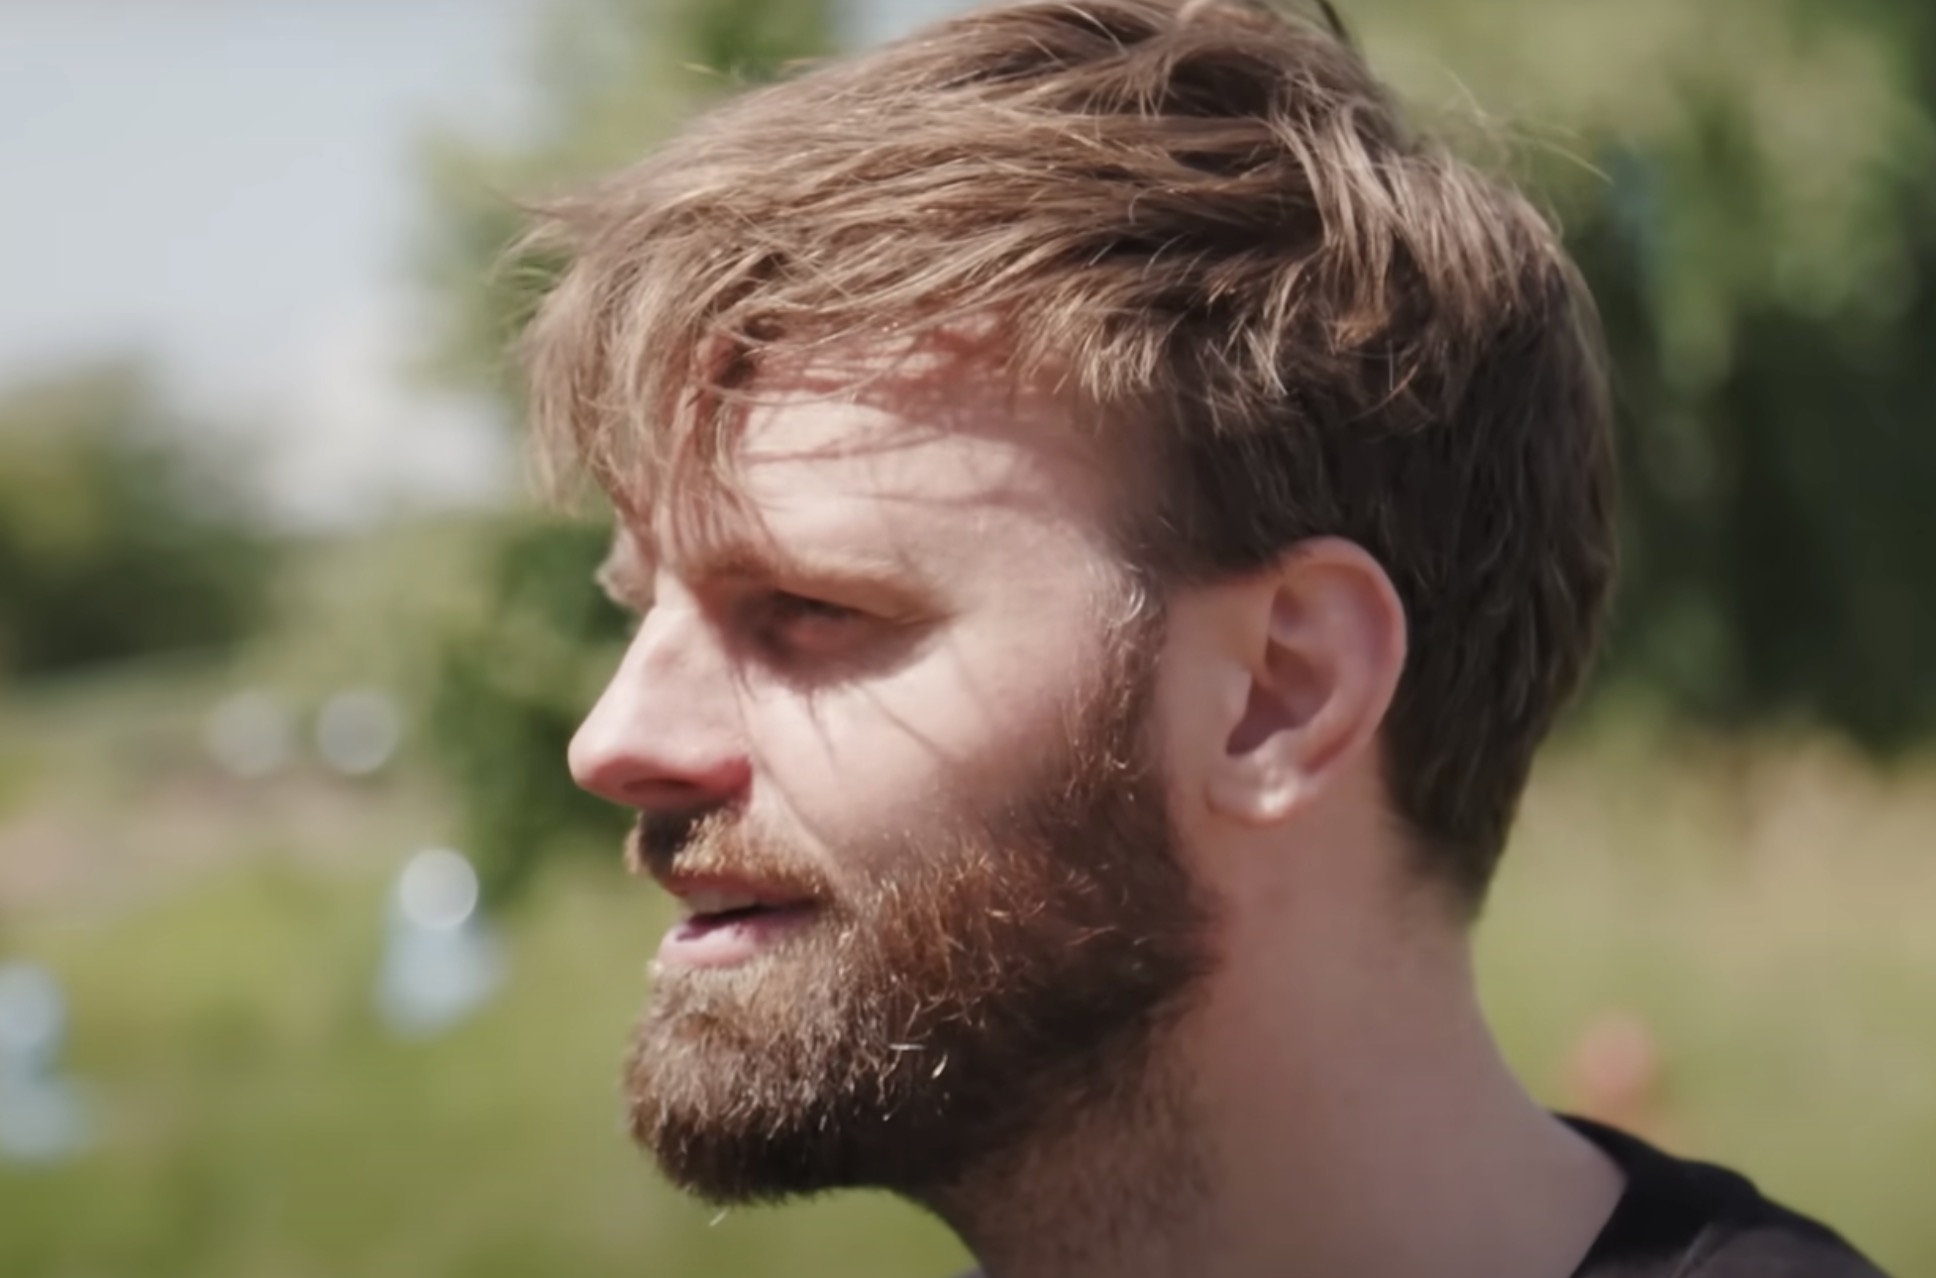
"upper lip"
657,873,818,919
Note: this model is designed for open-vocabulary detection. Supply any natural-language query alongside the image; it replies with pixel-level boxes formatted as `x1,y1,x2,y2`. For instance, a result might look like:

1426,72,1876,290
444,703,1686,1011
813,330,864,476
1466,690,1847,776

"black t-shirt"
1568,1116,1890,1277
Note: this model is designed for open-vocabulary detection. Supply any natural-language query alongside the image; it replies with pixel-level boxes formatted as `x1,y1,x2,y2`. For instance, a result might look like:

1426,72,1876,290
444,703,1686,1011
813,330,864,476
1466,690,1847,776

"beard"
620,621,1212,1205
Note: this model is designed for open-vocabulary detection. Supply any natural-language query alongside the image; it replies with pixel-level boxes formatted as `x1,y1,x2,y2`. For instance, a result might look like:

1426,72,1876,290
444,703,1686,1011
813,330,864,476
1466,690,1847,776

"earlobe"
1206,538,1406,828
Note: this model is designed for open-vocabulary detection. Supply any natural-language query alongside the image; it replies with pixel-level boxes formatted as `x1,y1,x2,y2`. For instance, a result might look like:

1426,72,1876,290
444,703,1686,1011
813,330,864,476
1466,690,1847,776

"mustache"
625,810,835,902
625,810,709,877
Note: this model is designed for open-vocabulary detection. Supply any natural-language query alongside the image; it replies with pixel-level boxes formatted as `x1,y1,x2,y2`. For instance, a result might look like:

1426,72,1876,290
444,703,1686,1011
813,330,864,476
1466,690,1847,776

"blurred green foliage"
427,517,632,903
0,362,273,684
417,0,835,903
1550,0,1936,744
416,0,1936,901
415,0,838,400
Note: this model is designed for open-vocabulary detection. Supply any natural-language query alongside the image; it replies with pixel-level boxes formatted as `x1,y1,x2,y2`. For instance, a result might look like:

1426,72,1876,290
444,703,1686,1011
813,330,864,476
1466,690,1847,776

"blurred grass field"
2,676,1932,1277
1,860,966,1278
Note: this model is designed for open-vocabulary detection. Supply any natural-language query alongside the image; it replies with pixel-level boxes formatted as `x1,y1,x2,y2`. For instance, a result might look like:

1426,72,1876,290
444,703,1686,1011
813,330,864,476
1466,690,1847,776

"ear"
1207,537,1407,826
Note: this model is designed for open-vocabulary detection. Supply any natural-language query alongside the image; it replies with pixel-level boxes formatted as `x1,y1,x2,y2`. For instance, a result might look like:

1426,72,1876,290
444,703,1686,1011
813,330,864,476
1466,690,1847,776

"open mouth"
677,900,813,932
677,887,814,926
660,886,820,967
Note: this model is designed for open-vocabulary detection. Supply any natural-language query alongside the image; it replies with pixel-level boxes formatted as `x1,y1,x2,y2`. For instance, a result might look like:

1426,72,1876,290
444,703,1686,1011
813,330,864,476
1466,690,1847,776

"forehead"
625,346,1128,574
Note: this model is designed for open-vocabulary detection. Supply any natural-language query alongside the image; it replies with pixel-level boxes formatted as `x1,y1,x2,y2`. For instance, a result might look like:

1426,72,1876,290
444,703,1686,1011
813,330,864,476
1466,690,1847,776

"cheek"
744,619,1100,845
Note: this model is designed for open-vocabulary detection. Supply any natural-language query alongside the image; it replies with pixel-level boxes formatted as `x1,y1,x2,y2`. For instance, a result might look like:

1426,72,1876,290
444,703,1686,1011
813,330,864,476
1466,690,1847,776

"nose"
568,603,751,813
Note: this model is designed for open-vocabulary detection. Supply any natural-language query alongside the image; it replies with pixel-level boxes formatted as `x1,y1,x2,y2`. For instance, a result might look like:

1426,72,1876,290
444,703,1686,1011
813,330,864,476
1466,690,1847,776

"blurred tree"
1330,0,1936,747
0,361,273,683
1542,0,1936,746
415,0,837,904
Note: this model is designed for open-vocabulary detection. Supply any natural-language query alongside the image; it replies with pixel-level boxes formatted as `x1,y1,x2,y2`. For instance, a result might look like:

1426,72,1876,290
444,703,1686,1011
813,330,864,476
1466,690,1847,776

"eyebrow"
689,540,929,595
595,534,925,603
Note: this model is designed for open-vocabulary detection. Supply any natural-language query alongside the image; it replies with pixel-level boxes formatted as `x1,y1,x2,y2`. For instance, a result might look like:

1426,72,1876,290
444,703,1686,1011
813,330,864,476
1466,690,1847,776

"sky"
0,0,969,528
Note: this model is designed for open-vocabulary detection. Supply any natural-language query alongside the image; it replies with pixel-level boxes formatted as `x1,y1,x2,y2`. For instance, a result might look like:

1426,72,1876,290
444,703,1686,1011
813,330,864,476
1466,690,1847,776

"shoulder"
1564,1117,1892,1278
1687,1215,1892,1278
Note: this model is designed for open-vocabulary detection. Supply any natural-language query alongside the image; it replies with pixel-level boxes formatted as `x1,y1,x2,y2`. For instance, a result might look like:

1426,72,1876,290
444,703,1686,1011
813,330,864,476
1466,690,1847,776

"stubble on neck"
921,1010,1217,1278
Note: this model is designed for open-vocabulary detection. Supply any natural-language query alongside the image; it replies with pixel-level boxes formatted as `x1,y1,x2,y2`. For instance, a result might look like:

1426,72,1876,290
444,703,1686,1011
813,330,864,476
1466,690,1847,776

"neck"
922,1036,1207,1278
922,883,1623,1278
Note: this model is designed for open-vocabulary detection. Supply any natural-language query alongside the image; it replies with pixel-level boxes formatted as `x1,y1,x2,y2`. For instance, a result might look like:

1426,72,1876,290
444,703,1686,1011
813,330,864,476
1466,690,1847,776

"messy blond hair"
520,0,1617,905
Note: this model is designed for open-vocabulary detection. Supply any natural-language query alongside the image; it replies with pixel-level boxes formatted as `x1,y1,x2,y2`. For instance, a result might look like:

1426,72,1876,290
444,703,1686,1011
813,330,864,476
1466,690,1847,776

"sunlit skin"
571,359,1137,949
568,344,1625,1278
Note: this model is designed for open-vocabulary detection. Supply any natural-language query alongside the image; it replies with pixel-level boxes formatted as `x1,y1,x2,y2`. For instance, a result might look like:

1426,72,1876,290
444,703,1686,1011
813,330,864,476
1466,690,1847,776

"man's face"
570,353,1211,1202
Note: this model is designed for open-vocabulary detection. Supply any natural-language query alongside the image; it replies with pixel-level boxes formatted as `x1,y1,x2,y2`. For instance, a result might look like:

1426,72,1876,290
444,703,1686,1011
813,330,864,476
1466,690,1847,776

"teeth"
680,889,763,918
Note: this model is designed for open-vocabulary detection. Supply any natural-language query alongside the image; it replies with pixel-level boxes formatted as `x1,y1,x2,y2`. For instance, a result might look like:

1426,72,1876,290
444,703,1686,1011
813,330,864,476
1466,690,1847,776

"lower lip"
657,905,817,969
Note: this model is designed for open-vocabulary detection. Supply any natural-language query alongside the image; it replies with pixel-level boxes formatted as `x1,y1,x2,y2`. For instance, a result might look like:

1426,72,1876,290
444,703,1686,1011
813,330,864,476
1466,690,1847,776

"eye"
751,591,870,655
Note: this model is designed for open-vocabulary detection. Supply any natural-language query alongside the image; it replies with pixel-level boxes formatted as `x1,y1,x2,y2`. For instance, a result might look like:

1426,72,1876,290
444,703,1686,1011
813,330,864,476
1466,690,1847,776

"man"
537,1,1888,1274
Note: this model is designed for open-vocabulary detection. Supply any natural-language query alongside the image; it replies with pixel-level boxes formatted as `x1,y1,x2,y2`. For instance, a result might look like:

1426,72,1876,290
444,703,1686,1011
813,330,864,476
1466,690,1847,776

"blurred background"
1,0,1932,1273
